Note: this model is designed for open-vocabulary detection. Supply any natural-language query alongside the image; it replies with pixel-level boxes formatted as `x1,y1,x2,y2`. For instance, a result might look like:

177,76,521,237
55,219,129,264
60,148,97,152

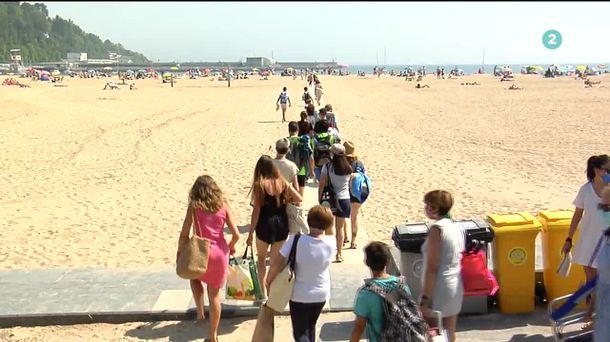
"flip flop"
581,321,594,331
334,255,344,263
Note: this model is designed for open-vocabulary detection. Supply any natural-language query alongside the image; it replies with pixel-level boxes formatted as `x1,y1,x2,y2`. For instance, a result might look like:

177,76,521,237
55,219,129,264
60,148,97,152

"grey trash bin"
391,223,429,301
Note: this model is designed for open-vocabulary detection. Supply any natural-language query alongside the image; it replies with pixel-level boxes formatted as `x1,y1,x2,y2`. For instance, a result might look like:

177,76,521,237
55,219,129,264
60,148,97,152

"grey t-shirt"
321,163,351,200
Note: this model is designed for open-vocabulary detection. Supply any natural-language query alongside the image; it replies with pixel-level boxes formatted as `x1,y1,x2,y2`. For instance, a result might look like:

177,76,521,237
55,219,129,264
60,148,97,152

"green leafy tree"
0,2,149,63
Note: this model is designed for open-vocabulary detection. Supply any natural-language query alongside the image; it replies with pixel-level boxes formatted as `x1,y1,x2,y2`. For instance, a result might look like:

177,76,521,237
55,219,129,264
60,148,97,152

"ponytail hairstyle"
586,154,610,182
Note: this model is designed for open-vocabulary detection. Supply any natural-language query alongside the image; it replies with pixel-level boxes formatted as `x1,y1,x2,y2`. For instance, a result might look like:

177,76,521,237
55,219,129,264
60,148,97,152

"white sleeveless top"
421,217,466,317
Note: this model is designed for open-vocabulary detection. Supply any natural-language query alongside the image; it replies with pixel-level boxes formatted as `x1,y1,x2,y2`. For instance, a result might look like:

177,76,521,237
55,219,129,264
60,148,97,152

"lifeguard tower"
9,49,22,73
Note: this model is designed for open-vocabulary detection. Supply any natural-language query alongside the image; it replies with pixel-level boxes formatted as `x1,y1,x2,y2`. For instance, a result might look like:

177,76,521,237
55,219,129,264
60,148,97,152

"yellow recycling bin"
537,209,586,304
486,212,542,314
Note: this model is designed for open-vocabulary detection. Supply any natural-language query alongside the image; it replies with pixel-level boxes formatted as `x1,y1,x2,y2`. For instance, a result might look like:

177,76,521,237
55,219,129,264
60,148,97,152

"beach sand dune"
1,74,609,269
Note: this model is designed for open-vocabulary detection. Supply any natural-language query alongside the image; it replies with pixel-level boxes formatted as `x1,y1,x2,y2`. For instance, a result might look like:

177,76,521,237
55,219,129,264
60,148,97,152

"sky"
42,1,610,65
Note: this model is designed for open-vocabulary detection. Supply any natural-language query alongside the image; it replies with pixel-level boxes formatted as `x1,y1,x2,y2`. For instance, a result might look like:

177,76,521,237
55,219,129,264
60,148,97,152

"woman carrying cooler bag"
266,205,337,342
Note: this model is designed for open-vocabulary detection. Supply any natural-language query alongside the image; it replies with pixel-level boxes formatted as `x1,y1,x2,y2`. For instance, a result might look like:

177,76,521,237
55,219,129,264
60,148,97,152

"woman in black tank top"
247,155,302,299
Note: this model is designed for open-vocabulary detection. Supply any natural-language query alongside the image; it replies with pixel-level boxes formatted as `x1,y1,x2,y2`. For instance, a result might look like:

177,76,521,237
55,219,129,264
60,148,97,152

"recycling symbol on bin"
508,247,527,266
412,259,424,277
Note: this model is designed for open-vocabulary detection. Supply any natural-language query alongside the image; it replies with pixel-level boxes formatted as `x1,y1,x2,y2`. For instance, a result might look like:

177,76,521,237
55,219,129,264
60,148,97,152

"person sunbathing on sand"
103,81,119,90
415,83,430,89
508,84,523,90
129,83,137,90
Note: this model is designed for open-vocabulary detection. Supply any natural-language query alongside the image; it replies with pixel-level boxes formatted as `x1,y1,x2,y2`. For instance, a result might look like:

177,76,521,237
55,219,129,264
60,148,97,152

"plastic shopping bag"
243,246,263,300
226,255,257,301
557,252,572,278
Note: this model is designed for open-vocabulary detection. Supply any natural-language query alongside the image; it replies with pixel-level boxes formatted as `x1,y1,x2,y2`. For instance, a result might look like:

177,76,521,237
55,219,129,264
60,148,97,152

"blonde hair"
189,175,224,213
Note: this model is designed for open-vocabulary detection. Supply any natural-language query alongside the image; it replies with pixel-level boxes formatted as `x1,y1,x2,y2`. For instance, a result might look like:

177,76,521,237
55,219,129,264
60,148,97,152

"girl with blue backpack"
344,141,371,250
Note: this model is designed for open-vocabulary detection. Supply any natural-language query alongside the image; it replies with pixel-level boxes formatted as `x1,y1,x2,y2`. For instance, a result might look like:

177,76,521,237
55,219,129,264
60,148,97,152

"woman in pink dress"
177,175,239,342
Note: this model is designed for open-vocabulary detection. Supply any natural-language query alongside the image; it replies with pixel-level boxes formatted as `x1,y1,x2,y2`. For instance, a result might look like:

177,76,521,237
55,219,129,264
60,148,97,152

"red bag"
461,250,499,296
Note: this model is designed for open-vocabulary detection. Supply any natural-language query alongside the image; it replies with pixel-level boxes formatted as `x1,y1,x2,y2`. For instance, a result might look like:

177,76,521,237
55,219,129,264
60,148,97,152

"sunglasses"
599,203,610,212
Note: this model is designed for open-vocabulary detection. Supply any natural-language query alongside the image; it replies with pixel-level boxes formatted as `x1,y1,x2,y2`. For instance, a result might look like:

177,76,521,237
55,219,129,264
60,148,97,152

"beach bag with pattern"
364,276,430,342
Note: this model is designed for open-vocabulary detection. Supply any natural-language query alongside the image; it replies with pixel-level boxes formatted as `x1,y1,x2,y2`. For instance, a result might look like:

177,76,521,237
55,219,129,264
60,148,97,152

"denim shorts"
333,199,351,218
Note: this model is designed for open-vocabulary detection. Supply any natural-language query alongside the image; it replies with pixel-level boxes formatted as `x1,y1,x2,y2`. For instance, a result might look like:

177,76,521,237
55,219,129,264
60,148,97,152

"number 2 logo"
543,30,562,50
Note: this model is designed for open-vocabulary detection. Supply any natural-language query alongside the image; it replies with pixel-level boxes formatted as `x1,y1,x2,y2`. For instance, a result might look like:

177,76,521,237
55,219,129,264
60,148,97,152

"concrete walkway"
0,182,372,328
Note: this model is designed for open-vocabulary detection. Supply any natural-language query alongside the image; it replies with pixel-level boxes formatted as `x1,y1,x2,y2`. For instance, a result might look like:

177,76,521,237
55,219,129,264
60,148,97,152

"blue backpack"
287,135,313,170
350,168,371,203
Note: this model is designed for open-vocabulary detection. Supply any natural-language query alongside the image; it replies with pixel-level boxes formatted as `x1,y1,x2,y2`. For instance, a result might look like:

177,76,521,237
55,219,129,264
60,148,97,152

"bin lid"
486,212,541,233
538,209,573,223
393,223,429,236
455,218,491,231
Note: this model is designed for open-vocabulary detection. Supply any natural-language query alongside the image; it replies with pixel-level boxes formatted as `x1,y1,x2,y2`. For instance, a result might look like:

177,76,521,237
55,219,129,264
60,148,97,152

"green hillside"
0,2,149,63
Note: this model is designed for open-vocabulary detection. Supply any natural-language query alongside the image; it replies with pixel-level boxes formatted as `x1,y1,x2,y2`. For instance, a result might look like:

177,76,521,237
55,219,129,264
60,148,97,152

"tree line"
0,2,149,64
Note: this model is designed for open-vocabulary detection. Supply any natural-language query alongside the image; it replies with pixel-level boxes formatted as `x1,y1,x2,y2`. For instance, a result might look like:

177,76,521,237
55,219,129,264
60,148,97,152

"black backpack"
363,276,430,342
313,133,332,167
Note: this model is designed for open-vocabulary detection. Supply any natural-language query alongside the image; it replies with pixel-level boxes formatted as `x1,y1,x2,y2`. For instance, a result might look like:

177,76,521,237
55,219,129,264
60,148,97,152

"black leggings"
289,300,325,342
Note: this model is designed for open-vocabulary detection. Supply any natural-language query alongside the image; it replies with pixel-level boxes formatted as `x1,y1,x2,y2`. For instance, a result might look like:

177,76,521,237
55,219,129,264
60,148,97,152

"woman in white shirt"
266,205,336,342
563,154,610,329
318,144,353,263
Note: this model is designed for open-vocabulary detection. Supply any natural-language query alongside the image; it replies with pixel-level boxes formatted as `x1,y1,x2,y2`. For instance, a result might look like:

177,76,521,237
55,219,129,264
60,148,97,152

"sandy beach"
1,73,610,270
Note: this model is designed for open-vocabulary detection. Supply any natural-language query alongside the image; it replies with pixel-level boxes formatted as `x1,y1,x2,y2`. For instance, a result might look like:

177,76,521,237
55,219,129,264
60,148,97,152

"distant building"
118,55,133,64
67,52,88,62
86,59,118,65
244,56,275,67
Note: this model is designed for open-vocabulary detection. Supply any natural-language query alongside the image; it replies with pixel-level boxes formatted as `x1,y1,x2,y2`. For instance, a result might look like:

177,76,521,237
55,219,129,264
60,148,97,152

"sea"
344,63,608,75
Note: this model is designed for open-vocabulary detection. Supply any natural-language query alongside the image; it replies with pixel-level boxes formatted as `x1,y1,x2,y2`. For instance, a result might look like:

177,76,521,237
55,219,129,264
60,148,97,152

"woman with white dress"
562,154,610,330
420,190,465,342
594,187,610,342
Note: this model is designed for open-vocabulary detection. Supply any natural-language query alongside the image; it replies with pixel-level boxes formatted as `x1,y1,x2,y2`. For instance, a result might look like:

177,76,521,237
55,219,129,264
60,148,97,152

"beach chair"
548,276,596,342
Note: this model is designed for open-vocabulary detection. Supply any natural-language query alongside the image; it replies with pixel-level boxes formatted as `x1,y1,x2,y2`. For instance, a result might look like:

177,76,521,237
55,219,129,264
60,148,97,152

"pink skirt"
198,242,229,289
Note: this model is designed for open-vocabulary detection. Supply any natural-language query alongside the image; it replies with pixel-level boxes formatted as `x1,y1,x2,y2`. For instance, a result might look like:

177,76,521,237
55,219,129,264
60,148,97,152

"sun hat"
330,143,345,156
343,141,357,158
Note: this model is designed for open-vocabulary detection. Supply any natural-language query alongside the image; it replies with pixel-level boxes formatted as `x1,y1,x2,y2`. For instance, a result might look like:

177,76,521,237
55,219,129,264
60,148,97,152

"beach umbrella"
337,63,349,68
51,70,61,76
576,65,586,72
103,67,112,71
40,70,50,75
162,72,172,77
252,68,259,71
170,66,179,71
598,64,607,70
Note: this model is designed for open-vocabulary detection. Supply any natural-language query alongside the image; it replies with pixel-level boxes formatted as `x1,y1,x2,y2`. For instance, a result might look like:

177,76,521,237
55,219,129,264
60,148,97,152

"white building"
67,52,88,61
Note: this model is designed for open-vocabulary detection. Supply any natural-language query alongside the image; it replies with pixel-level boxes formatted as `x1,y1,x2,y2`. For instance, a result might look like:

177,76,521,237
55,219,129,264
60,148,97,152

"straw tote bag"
266,234,301,313
176,208,210,280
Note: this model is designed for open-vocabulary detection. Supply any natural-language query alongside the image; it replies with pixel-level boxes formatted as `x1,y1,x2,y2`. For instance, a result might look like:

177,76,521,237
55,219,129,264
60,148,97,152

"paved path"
0,182,372,328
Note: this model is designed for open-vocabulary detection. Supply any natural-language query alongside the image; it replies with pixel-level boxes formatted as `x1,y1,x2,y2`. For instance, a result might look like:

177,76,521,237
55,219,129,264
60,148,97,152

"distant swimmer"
461,82,480,86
